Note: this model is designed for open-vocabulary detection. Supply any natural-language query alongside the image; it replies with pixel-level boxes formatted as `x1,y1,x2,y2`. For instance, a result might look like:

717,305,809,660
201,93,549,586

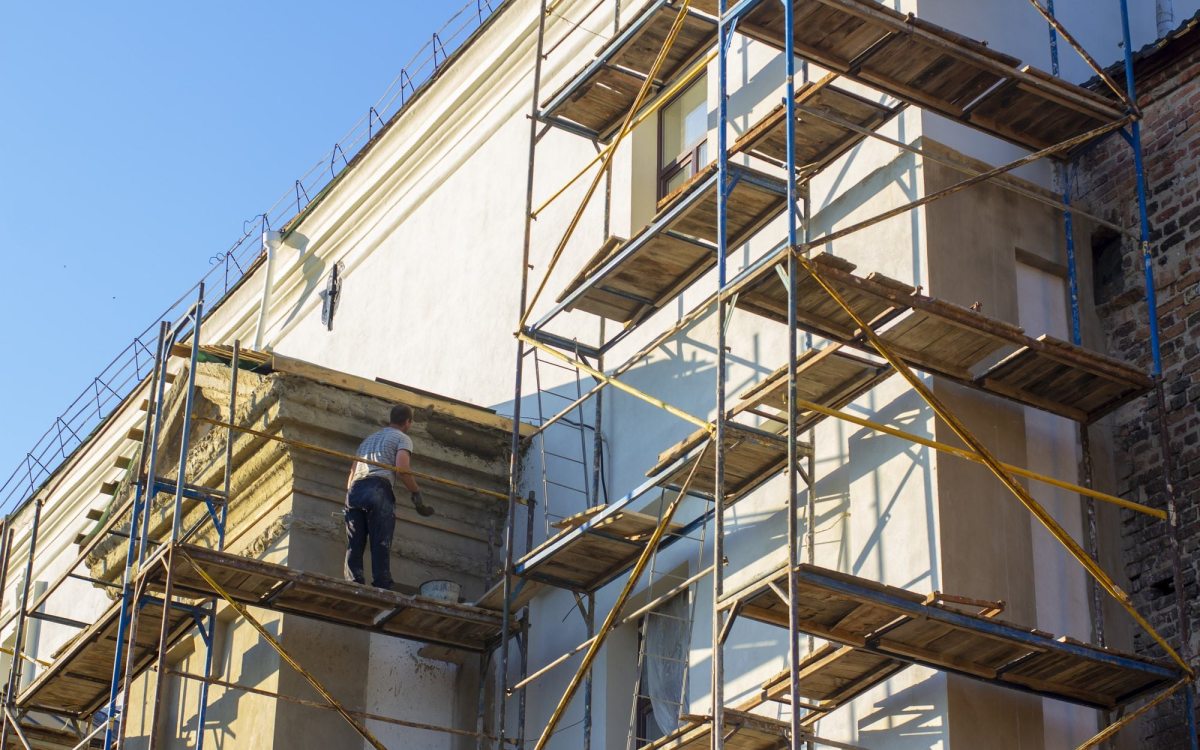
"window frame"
657,77,708,201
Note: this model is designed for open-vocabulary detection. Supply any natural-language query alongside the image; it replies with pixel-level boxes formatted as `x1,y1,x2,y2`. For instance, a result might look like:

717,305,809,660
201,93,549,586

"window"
659,77,708,199
1090,229,1123,307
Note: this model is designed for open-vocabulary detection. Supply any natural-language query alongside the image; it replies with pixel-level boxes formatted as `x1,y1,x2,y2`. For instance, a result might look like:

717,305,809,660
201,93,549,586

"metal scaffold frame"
0,1,1192,749
0,288,528,749
503,1,1198,749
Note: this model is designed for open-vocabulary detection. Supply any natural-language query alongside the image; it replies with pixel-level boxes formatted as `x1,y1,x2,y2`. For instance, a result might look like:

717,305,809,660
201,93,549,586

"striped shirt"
350,427,414,485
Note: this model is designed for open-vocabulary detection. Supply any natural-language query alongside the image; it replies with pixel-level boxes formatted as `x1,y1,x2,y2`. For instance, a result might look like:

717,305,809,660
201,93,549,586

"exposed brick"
1074,33,1200,750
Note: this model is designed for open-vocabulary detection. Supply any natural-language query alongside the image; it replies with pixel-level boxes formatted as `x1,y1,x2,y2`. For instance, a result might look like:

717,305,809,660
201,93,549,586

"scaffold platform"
760,644,909,724
649,423,803,501
722,563,1181,710
511,505,686,592
554,163,786,325
738,345,894,432
645,347,892,498
738,76,903,172
545,73,905,330
539,0,718,140
700,0,1124,152
2,717,104,750
17,596,195,718
647,708,864,750
727,252,1152,422
139,546,504,653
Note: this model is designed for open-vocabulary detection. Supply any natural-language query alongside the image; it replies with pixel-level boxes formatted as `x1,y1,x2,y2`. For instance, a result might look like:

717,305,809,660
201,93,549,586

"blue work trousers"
345,476,396,588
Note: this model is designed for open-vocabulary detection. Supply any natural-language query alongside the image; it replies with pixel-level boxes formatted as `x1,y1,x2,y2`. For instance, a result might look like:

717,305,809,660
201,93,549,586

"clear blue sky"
0,3,472,493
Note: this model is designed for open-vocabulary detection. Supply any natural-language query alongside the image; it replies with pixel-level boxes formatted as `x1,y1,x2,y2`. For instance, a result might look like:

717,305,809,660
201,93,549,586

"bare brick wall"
1074,29,1200,749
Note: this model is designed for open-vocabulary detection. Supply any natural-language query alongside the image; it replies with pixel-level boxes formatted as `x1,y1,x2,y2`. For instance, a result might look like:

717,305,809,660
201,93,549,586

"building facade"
1,1,1196,749
1076,14,1200,748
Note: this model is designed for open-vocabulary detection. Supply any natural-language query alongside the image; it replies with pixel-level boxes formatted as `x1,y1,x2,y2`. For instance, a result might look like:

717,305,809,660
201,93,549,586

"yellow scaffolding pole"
520,0,695,329
518,333,711,431
181,551,389,750
1075,679,1188,750
776,395,1164,519
795,250,1191,675
531,48,716,219
192,415,514,504
533,440,712,750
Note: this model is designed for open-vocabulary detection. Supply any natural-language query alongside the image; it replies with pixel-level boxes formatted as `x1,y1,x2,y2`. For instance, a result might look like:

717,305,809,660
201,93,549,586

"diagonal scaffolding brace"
794,250,1191,676
181,551,389,750
532,439,712,750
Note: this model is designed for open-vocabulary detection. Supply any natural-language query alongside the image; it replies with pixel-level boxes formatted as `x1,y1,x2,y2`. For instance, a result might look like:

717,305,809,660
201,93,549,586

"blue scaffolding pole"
101,318,170,750
194,340,238,750
1116,1,1198,747
101,284,222,750
1045,1,1110,681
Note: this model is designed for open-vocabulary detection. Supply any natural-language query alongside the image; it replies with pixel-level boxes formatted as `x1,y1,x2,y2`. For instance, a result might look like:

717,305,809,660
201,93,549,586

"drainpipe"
1158,0,1175,38
253,231,284,351
21,580,46,688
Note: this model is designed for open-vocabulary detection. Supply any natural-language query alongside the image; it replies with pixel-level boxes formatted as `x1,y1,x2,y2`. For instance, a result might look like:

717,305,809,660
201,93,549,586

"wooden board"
557,164,786,323
474,575,546,615
878,299,1019,381
648,423,799,501
645,709,791,750
18,597,194,717
3,719,103,749
727,251,1151,422
727,252,898,340
729,563,1179,710
513,505,685,591
978,335,1152,422
738,345,893,433
966,66,1117,151
141,545,503,652
645,708,858,750
736,76,902,171
760,643,909,724
693,0,1123,154
540,1,718,140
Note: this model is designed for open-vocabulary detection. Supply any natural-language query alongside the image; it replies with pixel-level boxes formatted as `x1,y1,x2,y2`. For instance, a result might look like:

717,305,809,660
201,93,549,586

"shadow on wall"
855,672,947,750
174,617,286,747
846,389,938,592
278,233,322,334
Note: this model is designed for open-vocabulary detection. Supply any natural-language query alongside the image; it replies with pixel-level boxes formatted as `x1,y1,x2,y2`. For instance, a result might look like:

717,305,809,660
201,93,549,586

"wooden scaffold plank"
725,252,1151,422
540,0,719,140
694,0,1124,153
139,545,503,652
723,563,1181,710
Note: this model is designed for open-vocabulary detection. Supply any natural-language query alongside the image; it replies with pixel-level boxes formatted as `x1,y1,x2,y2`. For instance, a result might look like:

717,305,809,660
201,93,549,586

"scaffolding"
0,2,1194,750
0,288,535,749
502,2,1197,750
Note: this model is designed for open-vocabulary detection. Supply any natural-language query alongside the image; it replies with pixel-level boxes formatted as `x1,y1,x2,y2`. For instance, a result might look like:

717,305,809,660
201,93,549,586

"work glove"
412,491,435,517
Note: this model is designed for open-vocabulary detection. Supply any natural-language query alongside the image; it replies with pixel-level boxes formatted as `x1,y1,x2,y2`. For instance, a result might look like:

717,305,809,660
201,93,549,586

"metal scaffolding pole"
0,500,42,750
711,2,731,747
1117,1,1197,745
99,316,163,750
194,340,239,750
1046,0,1106,653
783,0,803,745
502,1,549,746
147,286,205,749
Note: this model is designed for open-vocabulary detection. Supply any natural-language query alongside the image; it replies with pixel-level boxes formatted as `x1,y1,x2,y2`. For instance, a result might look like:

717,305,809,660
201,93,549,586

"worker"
345,404,435,589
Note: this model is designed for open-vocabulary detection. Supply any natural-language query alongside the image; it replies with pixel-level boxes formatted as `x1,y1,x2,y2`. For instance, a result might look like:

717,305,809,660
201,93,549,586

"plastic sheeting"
644,592,692,733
